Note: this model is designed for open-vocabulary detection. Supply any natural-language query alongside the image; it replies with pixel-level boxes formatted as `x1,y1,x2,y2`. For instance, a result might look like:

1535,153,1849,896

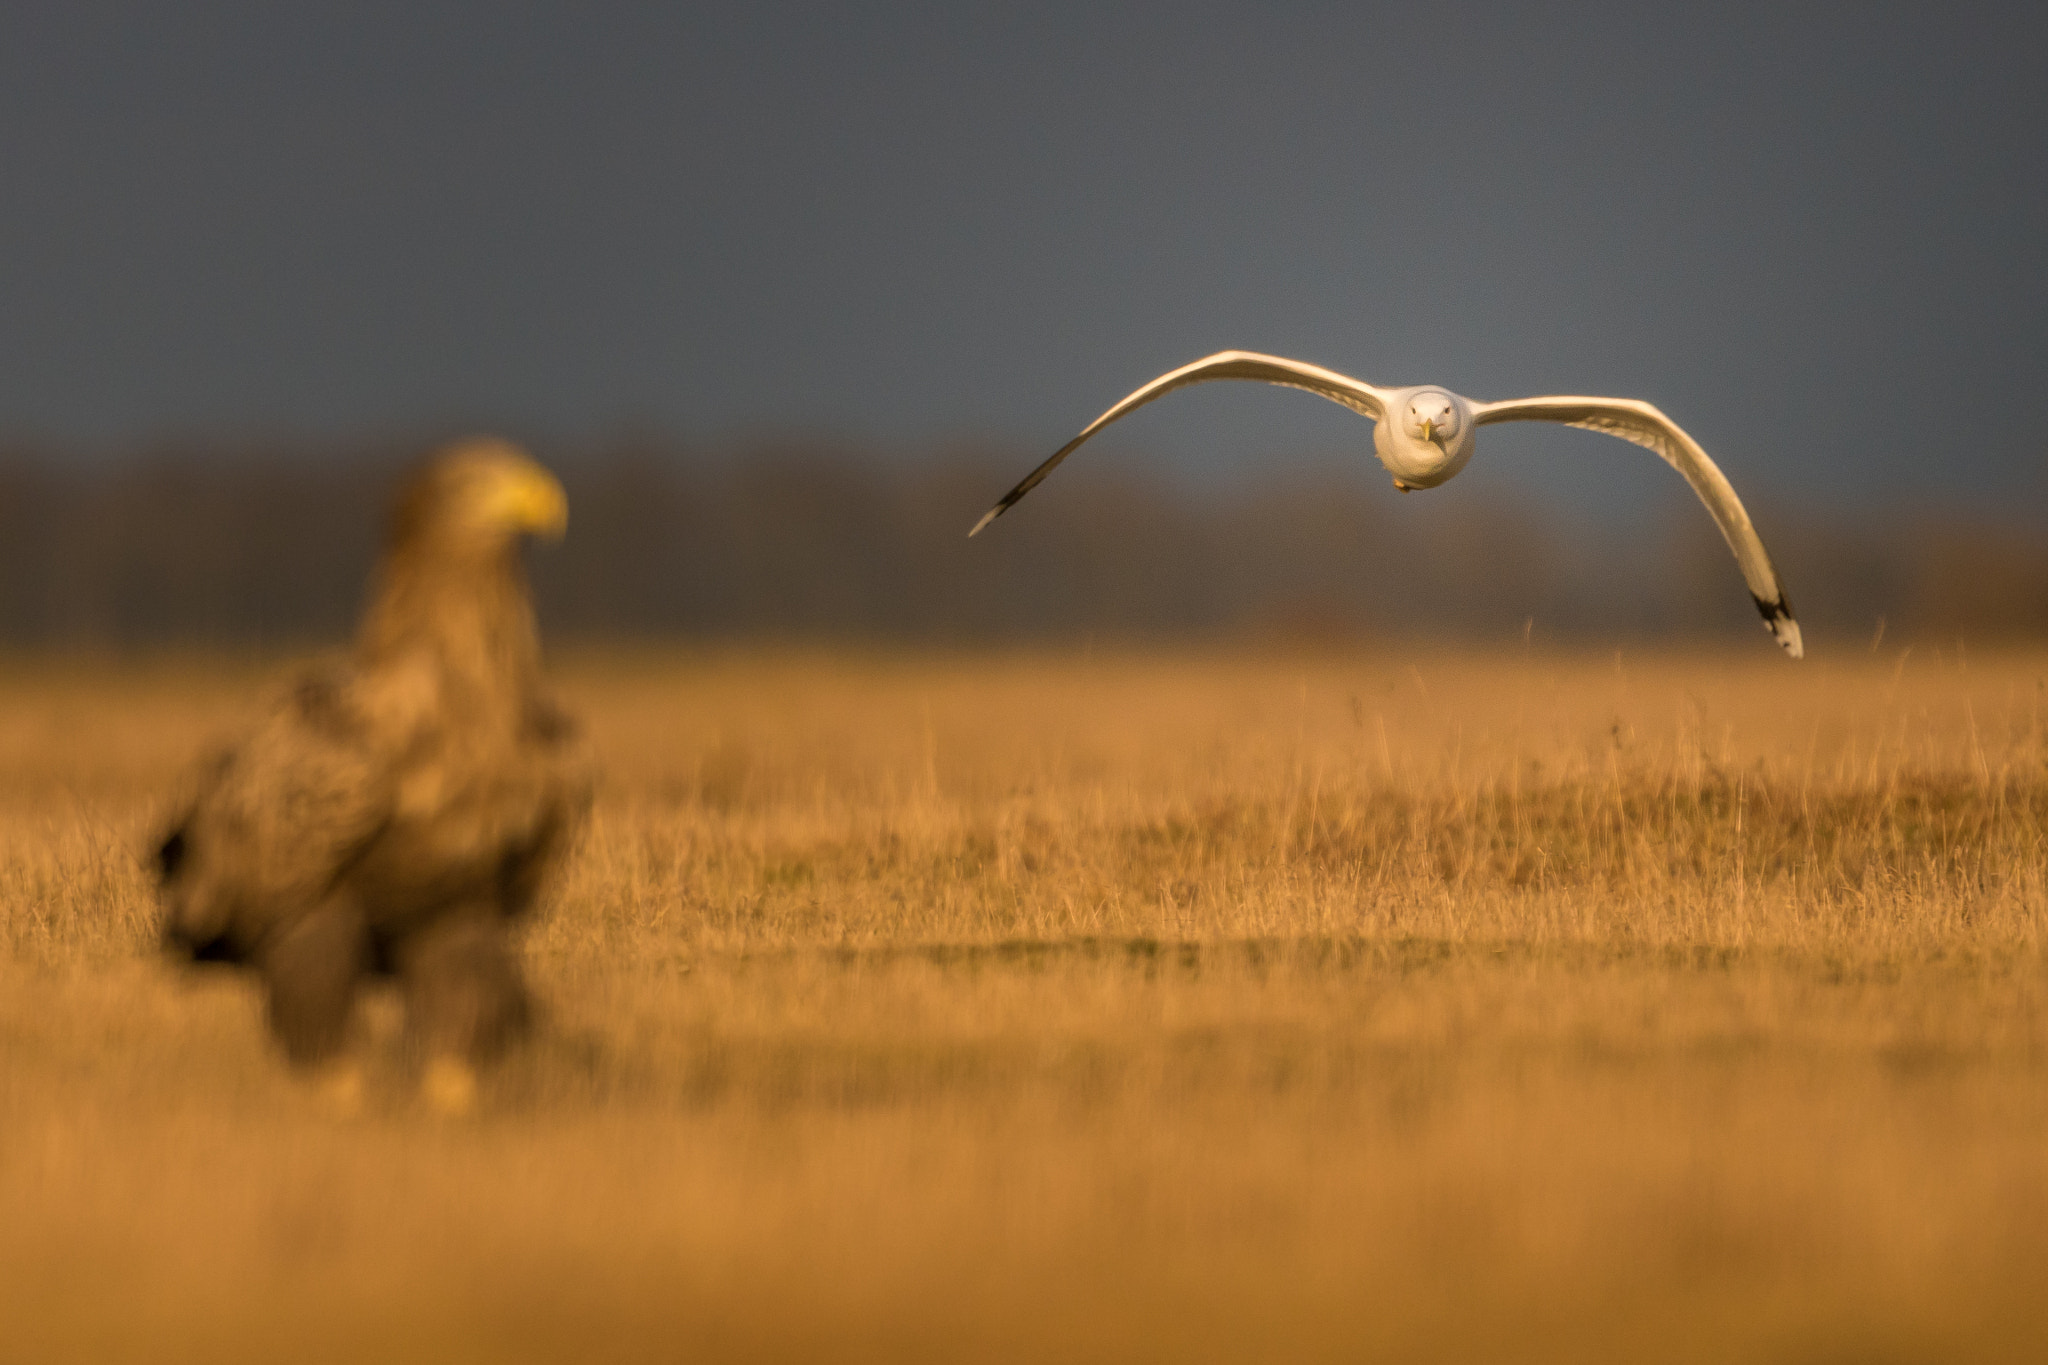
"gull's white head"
1403,390,1462,446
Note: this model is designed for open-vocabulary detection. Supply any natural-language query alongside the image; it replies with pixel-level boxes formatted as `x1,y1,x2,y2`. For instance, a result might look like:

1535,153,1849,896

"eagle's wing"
496,694,597,917
1474,394,1802,658
970,351,1392,536
157,664,399,961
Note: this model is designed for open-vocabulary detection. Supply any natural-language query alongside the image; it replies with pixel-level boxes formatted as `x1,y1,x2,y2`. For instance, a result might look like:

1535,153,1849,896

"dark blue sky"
2,2,2043,517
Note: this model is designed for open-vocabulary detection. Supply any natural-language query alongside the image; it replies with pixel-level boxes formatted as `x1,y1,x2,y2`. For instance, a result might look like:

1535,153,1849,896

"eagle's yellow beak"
495,465,569,540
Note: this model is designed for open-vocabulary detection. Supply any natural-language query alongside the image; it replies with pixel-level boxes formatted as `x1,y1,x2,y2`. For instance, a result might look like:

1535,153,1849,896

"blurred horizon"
2,434,2045,651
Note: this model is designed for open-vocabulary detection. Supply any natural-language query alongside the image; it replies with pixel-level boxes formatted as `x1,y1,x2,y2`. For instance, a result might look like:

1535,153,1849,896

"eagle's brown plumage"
157,438,591,1103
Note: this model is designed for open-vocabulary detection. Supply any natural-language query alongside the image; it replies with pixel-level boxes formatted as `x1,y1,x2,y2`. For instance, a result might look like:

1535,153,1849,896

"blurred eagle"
157,438,593,1112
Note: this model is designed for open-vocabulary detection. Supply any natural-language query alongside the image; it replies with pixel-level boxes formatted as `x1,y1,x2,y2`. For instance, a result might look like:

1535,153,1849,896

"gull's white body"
971,351,1802,658
1374,386,1476,489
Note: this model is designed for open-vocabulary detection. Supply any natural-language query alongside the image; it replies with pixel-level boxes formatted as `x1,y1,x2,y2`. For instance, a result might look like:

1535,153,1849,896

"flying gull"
969,351,1801,657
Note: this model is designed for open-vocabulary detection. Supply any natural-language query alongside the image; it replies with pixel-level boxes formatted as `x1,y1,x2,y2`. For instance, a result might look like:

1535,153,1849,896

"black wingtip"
1752,594,1803,659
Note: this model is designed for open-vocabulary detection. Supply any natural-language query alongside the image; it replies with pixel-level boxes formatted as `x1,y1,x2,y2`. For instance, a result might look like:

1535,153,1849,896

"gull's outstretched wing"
1474,395,1802,658
969,351,1392,537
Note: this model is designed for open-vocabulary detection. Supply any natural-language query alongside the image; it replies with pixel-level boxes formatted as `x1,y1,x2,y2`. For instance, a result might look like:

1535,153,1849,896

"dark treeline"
0,437,2041,650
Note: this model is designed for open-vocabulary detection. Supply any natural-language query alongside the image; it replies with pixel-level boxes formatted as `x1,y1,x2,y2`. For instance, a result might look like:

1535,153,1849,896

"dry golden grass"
5,645,2048,1362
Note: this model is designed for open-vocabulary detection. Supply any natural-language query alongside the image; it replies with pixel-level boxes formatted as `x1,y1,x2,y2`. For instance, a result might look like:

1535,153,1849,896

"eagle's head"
394,437,568,556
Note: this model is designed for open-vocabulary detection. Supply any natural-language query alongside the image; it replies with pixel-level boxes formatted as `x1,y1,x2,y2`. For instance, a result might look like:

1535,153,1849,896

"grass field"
4,645,2048,1362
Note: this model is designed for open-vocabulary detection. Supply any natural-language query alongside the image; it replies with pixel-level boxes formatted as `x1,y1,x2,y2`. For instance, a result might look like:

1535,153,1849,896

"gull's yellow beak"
495,464,569,540
1420,417,1436,443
